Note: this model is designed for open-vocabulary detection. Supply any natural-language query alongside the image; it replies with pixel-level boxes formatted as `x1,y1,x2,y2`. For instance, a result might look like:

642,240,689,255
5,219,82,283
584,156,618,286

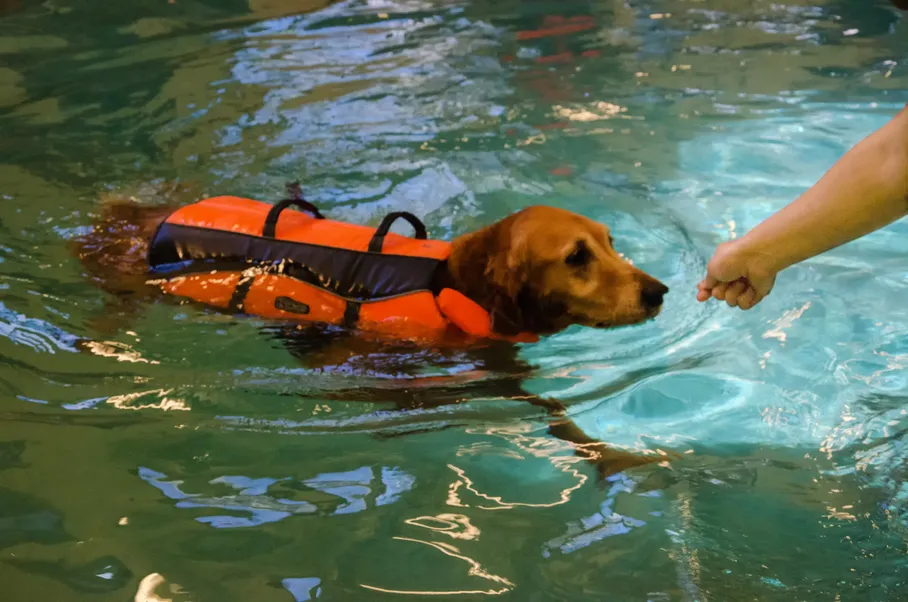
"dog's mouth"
590,308,662,329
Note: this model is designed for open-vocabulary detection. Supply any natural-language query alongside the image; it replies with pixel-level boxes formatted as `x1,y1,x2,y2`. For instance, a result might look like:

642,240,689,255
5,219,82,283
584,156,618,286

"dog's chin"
586,306,663,330
646,304,664,319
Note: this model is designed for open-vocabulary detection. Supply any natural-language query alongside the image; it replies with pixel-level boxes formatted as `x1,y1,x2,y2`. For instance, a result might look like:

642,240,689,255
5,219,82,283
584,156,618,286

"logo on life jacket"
146,191,537,345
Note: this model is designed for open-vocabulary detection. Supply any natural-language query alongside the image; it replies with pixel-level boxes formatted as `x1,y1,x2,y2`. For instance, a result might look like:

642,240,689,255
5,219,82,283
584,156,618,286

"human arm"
697,103,908,309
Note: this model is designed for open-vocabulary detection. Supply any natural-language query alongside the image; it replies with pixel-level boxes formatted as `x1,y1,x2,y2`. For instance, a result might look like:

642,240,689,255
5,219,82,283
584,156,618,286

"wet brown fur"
70,187,673,480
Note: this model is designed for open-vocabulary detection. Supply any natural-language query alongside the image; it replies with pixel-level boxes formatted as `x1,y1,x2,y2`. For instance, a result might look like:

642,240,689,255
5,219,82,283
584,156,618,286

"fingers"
696,277,764,310
710,282,729,302
696,239,775,310
724,280,748,307
700,275,719,290
738,287,759,310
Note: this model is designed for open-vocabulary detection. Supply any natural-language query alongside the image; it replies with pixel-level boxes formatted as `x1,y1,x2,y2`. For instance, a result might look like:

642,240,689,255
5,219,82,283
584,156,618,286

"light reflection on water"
1,0,908,599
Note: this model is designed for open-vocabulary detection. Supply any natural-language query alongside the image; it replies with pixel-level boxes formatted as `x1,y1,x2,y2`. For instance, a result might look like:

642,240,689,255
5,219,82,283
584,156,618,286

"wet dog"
71,184,672,479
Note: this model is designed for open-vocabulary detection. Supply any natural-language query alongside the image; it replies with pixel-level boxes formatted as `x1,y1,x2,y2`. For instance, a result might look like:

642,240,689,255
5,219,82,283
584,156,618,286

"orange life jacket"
147,195,539,345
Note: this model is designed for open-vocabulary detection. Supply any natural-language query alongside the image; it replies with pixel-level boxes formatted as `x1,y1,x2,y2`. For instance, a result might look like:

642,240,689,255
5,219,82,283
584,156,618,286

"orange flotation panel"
147,194,538,345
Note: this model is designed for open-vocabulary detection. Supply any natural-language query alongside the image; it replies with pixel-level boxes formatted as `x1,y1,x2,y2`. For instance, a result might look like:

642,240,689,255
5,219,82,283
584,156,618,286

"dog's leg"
274,325,394,372
449,346,672,479
469,349,670,478
520,394,667,480
278,334,672,479
84,297,144,337
309,374,669,480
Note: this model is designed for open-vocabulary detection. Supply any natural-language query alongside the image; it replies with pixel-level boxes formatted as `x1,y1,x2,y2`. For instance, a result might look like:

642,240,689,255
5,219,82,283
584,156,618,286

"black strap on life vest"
352,212,427,327
233,183,326,312
263,183,325,238
151,183,437,331
228,272,256,313
368,212,427,253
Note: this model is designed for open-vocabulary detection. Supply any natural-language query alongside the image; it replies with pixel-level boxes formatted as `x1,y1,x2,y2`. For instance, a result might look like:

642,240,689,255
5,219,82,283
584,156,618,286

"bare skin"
697,102,908,309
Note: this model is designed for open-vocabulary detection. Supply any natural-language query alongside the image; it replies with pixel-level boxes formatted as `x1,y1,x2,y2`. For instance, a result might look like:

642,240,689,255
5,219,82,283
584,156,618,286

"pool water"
2,0,908,599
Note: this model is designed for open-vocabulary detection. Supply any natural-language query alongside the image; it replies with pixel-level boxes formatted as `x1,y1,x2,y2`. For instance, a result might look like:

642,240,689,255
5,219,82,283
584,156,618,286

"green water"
2,0,908,600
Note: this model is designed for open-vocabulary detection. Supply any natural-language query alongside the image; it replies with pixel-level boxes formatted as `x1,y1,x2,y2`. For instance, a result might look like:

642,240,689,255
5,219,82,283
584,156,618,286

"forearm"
740,105,908,272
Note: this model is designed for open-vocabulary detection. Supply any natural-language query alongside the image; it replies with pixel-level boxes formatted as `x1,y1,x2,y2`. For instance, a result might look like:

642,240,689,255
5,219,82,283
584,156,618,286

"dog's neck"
432,225,531,336
434,228,493,305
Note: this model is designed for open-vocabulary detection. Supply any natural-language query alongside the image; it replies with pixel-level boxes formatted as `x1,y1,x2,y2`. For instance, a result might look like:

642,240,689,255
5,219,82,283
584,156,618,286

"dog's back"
70,192,179,290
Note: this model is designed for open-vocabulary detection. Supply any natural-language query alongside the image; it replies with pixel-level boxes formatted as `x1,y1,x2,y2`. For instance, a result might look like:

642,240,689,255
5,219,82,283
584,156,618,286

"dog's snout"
641,279,669,309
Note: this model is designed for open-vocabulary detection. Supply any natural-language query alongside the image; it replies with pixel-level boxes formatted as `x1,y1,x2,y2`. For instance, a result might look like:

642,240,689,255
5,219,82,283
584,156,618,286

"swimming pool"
1,0,907,599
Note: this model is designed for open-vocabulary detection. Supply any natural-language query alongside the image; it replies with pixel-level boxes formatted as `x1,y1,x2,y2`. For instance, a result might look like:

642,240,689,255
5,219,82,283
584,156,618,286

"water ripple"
1,0,907,599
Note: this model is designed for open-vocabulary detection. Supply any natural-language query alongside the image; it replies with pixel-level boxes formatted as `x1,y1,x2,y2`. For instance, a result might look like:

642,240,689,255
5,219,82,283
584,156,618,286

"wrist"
734,229,789,276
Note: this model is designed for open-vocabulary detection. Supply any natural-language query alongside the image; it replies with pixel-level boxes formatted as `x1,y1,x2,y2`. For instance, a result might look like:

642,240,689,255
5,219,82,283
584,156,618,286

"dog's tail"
70,185,196,340
94,181,195,234
95,196,176,239
72,181,201,269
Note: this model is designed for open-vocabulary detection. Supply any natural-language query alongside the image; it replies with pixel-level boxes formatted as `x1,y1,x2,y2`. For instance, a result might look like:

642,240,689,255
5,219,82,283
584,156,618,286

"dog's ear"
485,221,528,299
483,218,532,336
448,212,549,336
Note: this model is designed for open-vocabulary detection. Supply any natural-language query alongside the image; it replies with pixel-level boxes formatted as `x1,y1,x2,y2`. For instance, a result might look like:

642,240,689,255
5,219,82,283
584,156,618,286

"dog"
70,184,671,479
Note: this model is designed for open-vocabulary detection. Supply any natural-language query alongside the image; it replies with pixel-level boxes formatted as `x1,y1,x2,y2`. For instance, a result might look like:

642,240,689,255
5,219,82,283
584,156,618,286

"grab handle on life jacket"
263,198,325,238
368,212,427,253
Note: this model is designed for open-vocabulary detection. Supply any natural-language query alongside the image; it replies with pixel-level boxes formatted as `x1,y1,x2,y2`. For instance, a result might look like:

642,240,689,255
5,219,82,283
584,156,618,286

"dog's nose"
641,280,669,309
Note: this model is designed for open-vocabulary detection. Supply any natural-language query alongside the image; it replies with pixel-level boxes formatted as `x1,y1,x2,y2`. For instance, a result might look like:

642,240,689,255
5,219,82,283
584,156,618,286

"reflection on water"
1,0,908,599
139,463,416,526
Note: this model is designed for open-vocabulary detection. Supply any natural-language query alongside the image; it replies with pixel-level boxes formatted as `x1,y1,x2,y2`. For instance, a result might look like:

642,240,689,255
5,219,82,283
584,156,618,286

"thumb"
699,274,719,290
749,270,777,298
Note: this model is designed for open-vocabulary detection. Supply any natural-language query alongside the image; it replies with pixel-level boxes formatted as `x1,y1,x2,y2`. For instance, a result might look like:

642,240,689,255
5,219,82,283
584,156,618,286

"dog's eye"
565,240,591,267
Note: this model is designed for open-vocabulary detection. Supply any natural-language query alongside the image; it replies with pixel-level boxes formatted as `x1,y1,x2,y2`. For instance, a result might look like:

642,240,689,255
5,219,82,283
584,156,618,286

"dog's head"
450,205,668,336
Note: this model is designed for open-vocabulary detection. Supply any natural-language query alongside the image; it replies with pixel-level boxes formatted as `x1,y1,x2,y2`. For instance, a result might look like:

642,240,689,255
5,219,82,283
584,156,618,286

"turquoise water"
2,0,908,599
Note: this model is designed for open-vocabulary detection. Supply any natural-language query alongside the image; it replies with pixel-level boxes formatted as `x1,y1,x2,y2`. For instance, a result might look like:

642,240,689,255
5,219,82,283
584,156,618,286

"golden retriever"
70,186,671,479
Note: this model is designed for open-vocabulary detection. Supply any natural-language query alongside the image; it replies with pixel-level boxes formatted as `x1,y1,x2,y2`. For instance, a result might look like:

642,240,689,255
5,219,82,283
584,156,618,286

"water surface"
2,0,908,599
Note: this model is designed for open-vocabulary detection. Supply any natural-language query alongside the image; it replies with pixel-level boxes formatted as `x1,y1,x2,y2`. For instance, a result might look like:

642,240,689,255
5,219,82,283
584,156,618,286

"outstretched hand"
696,240,778,310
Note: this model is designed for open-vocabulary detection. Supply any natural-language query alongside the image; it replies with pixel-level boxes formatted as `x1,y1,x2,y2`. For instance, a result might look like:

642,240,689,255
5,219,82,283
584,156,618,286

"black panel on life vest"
148,223,442,301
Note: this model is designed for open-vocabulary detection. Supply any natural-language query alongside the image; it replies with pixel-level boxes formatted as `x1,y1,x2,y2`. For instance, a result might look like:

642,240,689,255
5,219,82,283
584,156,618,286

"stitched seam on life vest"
159,222,446,261
150,223,442,300
146,265,438,305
